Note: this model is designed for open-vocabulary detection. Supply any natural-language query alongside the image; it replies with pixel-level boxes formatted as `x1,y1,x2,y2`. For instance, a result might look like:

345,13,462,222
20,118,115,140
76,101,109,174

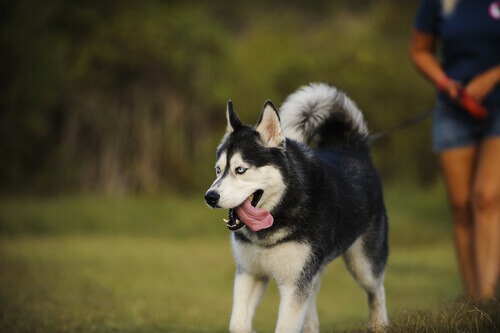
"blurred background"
1,0,438,196
2,1,484,332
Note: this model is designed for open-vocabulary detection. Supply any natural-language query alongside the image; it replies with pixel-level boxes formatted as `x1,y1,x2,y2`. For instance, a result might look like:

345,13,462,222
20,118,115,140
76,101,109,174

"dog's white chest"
231,236,311,285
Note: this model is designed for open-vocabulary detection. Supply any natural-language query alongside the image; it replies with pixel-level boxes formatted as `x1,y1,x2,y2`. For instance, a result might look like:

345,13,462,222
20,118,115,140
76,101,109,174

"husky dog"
205,83,388,333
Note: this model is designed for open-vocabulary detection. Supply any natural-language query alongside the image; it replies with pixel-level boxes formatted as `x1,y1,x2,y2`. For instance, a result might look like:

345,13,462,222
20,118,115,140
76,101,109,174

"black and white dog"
205,83,388,332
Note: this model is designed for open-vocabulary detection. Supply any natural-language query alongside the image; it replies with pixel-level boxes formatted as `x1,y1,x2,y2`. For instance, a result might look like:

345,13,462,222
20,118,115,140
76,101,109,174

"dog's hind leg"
229,270,268,333
343,235,388,330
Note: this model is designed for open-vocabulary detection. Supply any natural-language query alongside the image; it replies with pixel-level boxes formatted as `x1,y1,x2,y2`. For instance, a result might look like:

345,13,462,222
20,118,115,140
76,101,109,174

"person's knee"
472,183,500,216
449,193,472,223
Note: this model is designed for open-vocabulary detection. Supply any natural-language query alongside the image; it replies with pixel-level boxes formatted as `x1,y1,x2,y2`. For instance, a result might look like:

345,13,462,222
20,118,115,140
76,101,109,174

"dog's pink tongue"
235,199,274,232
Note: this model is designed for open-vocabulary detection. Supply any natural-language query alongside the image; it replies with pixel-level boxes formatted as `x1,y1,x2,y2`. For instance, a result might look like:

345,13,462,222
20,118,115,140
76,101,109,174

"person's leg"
439,145,478,298
472,137,500,300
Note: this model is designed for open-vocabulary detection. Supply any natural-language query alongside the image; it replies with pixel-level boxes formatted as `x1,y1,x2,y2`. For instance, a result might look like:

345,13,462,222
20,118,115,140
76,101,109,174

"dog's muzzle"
204,190,244,230
204,190,220,208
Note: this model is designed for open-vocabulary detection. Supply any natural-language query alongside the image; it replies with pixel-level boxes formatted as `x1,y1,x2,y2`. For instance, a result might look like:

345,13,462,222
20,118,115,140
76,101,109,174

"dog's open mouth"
224,190,264,231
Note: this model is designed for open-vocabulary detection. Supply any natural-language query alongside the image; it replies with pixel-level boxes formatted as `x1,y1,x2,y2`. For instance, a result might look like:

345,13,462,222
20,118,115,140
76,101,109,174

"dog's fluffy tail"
279,83,370,151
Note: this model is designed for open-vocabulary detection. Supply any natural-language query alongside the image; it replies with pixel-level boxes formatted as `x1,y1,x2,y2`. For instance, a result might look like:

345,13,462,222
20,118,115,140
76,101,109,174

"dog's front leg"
275,284,311,333
229,270,268,333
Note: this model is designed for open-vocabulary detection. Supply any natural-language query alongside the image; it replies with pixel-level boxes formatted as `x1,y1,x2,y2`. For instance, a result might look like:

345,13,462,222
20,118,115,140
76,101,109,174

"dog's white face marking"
207,151,286,212
213,151,227,182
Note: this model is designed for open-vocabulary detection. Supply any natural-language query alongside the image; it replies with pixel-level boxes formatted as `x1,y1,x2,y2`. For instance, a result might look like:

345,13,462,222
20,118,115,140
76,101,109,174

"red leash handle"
458,88,488,120
437,76,488,120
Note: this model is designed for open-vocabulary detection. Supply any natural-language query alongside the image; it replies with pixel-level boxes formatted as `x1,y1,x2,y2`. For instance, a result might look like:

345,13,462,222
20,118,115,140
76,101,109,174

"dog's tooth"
223,218,229,224
249,194,254,202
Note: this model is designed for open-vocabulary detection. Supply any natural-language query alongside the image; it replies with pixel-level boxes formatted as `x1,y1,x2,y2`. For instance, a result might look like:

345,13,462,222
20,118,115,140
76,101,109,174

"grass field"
0,184,498,332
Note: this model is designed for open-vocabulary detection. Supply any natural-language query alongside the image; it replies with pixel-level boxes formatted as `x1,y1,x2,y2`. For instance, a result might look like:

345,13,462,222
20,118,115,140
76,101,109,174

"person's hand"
465,68,500,103
438,76,462,101
457,88,488,120
438,75,489,120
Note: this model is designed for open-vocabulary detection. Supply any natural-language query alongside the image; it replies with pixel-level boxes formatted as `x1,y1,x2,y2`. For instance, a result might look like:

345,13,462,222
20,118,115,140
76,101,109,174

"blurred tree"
0,0,435,195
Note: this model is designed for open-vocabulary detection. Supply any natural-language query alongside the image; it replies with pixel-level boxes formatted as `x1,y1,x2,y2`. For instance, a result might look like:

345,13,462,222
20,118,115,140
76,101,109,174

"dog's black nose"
205,190,220,207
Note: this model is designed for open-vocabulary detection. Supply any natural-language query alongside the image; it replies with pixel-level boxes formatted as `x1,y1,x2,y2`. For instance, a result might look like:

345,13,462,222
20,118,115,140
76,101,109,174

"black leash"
370,109,434,141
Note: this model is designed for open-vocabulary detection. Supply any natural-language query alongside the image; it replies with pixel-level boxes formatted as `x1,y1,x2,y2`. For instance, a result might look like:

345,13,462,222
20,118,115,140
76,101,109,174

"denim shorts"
433,100,500,152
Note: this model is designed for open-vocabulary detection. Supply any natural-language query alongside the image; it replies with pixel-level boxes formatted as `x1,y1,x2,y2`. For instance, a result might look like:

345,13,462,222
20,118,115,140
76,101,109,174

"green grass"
0,195,228,238
390,298,500,333
0,184,498,332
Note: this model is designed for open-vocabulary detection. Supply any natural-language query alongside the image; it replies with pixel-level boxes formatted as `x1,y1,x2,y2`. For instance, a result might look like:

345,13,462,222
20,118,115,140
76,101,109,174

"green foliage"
1,0,437,194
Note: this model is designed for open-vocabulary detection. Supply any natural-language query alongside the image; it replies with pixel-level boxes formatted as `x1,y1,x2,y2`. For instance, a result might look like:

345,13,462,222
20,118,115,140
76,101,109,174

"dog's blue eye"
235,167,247,175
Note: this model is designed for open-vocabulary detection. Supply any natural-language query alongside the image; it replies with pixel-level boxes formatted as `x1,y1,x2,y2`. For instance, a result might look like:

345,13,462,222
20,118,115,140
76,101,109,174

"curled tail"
279,83,370,151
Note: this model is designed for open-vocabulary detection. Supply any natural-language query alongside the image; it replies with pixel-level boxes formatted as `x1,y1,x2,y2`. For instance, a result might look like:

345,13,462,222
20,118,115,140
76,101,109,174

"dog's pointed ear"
226,100,243,134
255,101,285,148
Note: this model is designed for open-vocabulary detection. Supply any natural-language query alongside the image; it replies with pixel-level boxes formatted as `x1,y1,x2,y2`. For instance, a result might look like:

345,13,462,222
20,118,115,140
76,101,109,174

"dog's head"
204,101,287,231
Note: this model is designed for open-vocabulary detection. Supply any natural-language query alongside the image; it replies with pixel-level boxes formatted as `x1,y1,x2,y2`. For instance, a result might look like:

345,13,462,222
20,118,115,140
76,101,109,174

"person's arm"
466,65,500,102
409,28,460,100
